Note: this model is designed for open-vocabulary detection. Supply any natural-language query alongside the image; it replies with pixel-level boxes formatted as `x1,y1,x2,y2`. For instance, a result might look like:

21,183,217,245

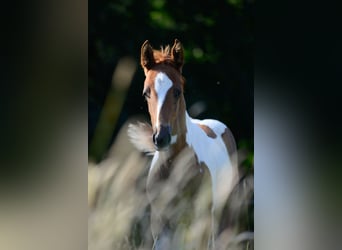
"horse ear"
171,39,184,72
141,40,155,73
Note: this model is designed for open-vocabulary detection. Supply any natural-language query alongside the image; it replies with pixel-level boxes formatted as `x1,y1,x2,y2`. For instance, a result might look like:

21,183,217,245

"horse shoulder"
196,119,237,169
192,118,238,205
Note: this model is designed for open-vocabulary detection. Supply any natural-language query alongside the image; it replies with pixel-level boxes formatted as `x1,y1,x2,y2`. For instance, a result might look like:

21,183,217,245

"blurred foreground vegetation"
89,122,253,249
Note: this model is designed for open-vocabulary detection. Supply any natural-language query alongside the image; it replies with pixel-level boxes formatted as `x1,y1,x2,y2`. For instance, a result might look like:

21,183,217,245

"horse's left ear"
171,39,184,73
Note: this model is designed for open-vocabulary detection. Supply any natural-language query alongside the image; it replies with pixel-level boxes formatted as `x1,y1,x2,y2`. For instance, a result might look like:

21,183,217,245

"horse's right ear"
141,40,155,74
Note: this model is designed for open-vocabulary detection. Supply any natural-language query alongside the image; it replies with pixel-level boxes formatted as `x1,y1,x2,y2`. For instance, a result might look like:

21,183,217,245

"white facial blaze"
154,72,172,128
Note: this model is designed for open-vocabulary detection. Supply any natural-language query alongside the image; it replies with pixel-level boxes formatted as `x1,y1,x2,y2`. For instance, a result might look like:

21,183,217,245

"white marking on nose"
154,72,172,128
171,135,178,144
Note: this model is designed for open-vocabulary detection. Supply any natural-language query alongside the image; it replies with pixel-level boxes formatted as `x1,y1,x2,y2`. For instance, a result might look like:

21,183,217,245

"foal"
128,39,237,249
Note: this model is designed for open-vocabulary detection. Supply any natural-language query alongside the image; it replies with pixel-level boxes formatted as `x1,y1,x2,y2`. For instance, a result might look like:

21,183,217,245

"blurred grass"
89,57,137,162
88,120,253,249
89,121,152,250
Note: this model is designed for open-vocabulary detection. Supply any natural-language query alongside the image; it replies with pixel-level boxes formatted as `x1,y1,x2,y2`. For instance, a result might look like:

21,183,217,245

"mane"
153,45,173,64
150,44,186,87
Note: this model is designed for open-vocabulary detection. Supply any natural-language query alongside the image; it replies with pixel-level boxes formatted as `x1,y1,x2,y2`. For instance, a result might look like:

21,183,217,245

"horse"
128,39,238,249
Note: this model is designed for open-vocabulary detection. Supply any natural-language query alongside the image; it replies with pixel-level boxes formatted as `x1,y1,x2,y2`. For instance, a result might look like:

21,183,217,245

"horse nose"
153,125,171,150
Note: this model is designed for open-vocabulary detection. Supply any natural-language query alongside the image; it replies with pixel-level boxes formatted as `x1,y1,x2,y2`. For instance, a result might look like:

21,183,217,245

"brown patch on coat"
221,127,238,169
198,124,217,138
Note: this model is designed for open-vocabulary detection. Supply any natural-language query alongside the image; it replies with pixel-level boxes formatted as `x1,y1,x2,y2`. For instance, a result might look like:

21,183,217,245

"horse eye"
143,88,151,99
173,88,181,99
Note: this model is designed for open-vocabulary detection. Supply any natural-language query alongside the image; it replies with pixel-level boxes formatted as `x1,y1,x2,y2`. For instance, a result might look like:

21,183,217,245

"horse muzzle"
153,125,171,150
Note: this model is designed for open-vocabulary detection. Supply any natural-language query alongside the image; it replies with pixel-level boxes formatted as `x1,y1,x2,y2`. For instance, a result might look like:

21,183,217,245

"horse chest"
146,148,212,237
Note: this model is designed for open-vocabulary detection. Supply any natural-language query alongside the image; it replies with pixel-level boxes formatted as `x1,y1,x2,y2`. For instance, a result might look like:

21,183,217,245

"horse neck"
157,96,198,162
155,108,201,179
169,99,188,157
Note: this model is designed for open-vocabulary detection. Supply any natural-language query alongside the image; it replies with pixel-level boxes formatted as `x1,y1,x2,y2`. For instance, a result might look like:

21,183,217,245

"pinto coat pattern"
128,39,238,249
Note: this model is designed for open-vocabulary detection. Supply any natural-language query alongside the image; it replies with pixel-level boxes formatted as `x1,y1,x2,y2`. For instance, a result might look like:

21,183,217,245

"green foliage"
228,0,244,9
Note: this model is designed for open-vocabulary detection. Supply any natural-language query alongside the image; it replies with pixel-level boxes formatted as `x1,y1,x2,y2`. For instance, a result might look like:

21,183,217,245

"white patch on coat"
154,72,172,128
185,112,234,210
170,135,178,144
150,151,160,174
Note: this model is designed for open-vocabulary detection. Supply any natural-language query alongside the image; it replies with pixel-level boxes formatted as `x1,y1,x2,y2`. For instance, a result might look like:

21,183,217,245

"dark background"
89,0,254,166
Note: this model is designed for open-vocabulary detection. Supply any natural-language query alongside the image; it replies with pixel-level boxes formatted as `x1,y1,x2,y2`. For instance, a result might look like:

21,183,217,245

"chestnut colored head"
140,39,186,150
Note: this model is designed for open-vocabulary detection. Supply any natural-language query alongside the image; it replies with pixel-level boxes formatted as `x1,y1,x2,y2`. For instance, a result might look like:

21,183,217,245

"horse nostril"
152,133,157,145
153,126,171,150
